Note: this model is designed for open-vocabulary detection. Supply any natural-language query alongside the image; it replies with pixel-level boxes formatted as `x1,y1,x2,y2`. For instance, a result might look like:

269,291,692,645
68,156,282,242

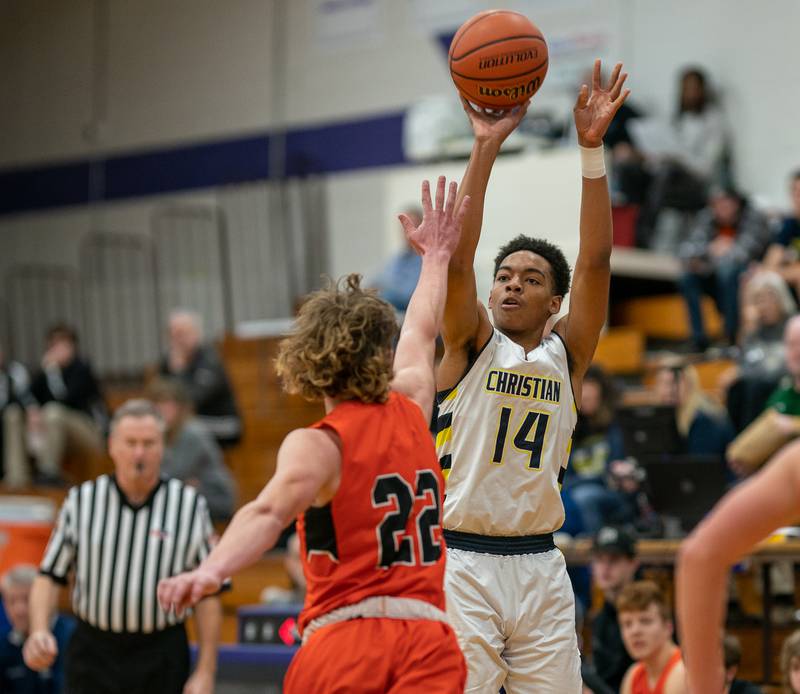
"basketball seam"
451,58,549,83
449,10,511,58
450,34,546,63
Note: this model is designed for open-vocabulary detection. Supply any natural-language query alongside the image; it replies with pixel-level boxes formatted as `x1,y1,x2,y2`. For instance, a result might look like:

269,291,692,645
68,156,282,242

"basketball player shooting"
157,176,469,693
434,59,629,692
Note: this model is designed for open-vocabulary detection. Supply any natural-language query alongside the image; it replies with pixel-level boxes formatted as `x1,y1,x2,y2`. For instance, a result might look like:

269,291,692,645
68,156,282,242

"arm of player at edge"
552,60,629,398
676,440,800,694
392,176,469,422
437,99,529,389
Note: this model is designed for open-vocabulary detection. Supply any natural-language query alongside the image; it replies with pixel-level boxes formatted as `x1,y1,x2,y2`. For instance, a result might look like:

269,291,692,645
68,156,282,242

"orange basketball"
449,10,548,110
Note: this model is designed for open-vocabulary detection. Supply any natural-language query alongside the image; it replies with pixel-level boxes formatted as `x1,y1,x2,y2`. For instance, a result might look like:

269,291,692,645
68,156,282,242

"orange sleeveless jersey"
631,648,682,694
296,391,446,633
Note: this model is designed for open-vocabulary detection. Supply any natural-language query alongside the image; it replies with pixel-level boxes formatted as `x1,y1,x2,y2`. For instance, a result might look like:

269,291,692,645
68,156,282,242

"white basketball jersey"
435,329,577,536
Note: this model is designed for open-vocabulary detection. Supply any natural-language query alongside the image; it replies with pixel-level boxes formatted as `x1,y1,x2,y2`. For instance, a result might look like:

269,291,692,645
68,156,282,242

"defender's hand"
399,177,470,259
574,59,630,148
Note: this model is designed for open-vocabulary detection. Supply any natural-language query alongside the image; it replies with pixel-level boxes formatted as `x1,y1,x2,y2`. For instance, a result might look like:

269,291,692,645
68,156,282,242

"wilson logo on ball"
479,77,541,101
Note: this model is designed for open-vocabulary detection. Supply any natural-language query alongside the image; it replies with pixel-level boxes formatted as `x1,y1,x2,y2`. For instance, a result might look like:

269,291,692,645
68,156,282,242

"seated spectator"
589,526,640,694
618,580,687,694
147,378,236,522
726,317,800,475
159,310,241,447
678,187,771,349
28,325,106,484
764,314,800,420
783,631,800,694
634,67,730,248
723,271,795,431
0,564,75,693
655,361,735,461
564,366,629,533
368,205,422,313
723,633,762,694
259,533,306,605
0,341,36,488
762,170,800,295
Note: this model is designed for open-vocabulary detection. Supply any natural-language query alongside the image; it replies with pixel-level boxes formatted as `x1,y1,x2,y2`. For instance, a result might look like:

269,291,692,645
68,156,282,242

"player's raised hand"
399,176,470,259
574,59,630,148
158,568,221,615
461,96,529,146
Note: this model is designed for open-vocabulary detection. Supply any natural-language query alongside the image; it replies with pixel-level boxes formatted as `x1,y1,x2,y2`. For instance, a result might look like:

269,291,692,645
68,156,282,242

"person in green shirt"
765,314,800,422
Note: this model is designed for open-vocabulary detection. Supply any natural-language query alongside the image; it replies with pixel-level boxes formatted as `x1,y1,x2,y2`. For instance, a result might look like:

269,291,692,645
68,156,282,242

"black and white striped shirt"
40,475,216,634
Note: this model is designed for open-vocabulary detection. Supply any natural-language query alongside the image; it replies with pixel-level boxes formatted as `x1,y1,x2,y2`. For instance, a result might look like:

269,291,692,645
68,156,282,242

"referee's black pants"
65,621,190,694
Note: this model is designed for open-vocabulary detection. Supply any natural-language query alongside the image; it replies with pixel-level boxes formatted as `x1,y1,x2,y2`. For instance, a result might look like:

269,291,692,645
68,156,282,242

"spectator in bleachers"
589,526,640,694
635,67,730,249
0,564,75,693
368,205,423,313
678,187,771,349
655,362,735,461
159,310,241,447
722,633,762,694
762,315,800,424
147,378,236,522
563,366,629,533
617,581,687,694
726,316,800,476
28,325,106,485
762,170,800,295
723,271,795,431
0,341,36,488
781,630,800,694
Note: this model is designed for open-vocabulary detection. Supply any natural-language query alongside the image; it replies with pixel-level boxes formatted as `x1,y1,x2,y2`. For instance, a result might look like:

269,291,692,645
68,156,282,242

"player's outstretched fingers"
592,59,601,90
613,89,632,112
444,180,458,218
435,175,446,212
610,71,628,100
607,62,622,91
420,179,432,216
574,84,589,111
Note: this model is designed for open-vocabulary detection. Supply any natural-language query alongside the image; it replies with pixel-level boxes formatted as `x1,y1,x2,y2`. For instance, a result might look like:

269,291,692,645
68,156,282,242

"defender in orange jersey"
158,176,469,693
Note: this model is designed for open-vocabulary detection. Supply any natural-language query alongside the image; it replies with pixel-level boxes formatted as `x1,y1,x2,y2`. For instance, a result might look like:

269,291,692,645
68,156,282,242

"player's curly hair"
275,274,399,403
494,235,571,297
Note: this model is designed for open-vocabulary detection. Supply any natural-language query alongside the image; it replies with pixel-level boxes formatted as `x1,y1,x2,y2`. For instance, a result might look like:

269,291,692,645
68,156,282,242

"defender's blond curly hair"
276,274,399,403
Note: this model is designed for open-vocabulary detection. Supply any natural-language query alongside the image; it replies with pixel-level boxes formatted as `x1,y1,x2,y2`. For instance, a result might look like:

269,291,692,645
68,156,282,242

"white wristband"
580,144,606,179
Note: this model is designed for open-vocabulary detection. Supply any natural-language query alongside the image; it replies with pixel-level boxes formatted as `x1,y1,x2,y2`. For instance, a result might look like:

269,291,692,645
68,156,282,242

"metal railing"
4,264,83,368
152,205,233,340
80,232,160,377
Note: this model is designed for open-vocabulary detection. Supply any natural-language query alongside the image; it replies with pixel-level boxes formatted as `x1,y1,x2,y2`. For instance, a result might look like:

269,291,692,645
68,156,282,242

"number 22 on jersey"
372,470,442,569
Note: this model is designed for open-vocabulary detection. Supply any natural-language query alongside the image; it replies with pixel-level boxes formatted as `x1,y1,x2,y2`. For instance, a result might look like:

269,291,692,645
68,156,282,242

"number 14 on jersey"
492,406,550,469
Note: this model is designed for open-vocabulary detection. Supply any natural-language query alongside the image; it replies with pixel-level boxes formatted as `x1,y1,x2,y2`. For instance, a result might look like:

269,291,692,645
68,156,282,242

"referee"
23,399,222,694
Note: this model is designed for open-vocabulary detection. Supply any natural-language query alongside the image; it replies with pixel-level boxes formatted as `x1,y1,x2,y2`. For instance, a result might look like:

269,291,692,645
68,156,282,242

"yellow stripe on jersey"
441,387,458,403
559,437,574,491
436,426,452,449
